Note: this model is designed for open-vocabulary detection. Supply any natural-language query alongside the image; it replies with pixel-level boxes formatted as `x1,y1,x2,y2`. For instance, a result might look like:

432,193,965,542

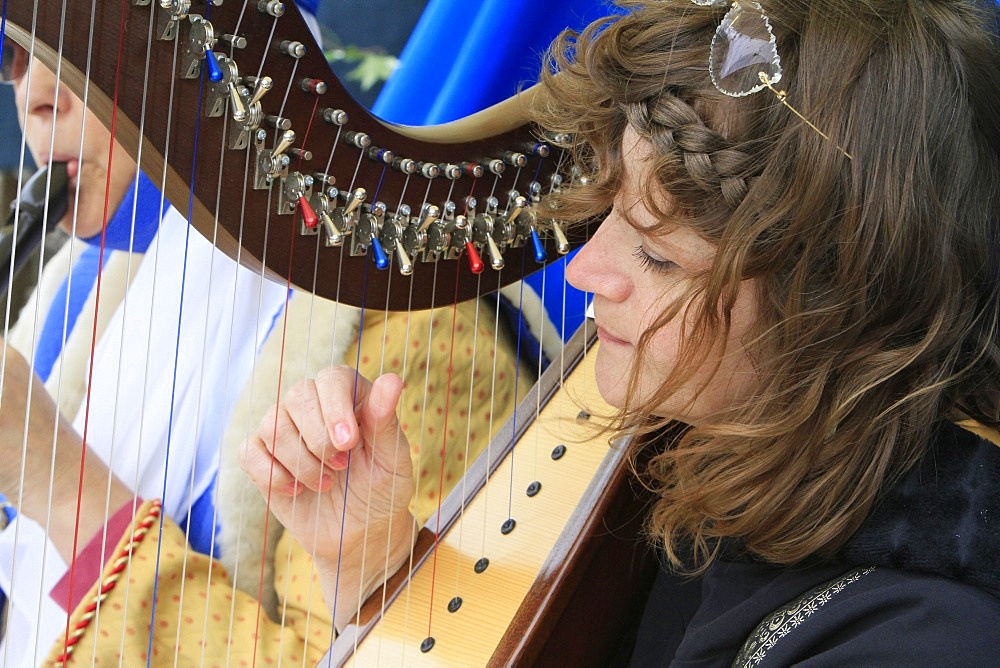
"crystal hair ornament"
692,0,852,159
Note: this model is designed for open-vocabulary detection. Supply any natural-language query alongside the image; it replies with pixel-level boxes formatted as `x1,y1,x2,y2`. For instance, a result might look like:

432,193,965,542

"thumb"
358,373,404,445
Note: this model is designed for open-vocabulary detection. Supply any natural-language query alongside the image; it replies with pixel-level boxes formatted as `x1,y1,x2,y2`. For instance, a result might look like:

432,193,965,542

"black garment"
630,422,1000,666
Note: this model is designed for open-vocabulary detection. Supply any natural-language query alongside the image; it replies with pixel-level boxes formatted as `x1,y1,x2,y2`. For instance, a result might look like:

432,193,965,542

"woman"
243,0,1000,662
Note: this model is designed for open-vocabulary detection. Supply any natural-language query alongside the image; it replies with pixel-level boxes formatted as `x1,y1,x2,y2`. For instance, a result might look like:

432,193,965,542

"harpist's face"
12,50,136,239
565,128,759,424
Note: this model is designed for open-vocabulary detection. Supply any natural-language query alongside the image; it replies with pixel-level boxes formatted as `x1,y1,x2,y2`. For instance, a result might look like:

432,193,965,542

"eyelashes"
632,245,675,273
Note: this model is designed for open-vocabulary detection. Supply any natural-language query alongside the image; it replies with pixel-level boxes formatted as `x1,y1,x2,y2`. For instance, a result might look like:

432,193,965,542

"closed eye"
632,245,676,273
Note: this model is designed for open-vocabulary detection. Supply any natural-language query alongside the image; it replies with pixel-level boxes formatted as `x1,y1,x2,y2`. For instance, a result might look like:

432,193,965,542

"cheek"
82,112,113,160
592,344,628,408
636,322,682,400
592,320,684,413
20,118,49,165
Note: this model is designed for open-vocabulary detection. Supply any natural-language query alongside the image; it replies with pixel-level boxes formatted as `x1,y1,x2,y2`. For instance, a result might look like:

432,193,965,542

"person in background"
244,0,1000,662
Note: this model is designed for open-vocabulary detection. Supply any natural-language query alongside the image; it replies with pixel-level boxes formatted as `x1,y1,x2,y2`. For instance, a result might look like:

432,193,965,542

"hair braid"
625,97,755,210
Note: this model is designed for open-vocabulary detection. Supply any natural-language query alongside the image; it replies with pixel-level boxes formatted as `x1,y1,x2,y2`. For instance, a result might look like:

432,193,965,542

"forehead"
618,126,718,267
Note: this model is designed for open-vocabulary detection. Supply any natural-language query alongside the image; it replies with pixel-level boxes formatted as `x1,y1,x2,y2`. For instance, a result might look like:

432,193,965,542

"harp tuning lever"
465,241,485,274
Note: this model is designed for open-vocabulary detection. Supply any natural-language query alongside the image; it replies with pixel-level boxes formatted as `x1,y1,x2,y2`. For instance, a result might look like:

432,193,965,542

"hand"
240,366,417,631
0,340,131,561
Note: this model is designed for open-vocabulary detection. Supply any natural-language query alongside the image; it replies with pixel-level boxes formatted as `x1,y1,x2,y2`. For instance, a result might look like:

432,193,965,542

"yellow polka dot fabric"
351,298,532,523
52,298,534,665
48,500,331,667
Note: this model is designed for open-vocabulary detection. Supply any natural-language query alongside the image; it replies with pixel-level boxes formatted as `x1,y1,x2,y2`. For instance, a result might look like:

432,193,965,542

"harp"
1,1,656,665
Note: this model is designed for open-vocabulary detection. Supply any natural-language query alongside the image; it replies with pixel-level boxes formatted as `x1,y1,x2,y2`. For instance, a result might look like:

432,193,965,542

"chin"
56,213,76,235
593,350,627,409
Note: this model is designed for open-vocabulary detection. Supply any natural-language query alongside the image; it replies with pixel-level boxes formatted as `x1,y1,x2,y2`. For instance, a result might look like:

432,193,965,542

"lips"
595,324,631,347
64,158,79,181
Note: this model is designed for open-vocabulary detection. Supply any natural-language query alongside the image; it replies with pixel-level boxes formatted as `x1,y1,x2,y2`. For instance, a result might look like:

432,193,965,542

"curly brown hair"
532,0,1000,570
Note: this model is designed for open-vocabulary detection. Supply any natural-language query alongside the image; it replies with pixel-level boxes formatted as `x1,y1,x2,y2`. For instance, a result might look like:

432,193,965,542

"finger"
308,366,371,459
358,373,404,443
240,434,305,498
282,379,339,454
262,402,336,493
355,373,411,481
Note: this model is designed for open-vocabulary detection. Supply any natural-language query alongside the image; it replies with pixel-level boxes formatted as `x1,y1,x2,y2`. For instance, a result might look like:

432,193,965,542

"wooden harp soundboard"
4,0,656,664
332,331,657,665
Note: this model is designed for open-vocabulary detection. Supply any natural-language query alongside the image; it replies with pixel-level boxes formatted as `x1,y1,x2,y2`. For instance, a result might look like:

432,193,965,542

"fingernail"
316,474,334,492
328,451,349,470
286,481,304,496
333,422,352,447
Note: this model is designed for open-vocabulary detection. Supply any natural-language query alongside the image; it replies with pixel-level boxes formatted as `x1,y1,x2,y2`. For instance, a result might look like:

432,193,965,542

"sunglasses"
1,39,29,85
692,0,852,159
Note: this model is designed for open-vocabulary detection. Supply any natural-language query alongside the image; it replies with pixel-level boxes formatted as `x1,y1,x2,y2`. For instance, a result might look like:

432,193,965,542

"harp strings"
1,0,585,662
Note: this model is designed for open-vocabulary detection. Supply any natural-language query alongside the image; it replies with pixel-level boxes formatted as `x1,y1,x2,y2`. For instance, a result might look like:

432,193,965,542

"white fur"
215,290,359,620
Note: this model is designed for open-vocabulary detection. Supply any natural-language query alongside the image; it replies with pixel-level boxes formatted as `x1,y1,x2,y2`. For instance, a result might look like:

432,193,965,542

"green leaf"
346,53,399,91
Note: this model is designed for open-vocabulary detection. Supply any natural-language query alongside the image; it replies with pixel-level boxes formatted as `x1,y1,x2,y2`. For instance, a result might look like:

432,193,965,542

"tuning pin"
483,159,505,175
461,162,484,179
204,49,224,82
485,236,504,270
367,147,394,165
299,196,318,229
322,108,348,125
524,142,551,158
266,115,292,130
370,236,390,270
465,241,485,274
219,33,246,49
280,40,306,58
503,151,528,168
344,132,371,150
392,157,416,174
258,0,284,17
416,162,440,179
300,78,327,94
313,173,336,187
552,221,570,255
530,228,547,263
394,240,414,276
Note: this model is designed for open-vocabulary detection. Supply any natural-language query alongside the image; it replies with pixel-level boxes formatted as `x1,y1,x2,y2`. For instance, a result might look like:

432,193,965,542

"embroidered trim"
733,565,876,667
53,500,162,667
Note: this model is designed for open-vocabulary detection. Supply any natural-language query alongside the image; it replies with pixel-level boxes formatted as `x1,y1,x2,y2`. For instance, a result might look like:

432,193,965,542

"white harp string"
0,1,594,664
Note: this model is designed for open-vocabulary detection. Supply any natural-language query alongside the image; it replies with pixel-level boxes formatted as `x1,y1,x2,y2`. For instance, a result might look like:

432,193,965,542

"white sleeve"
0,514,71,667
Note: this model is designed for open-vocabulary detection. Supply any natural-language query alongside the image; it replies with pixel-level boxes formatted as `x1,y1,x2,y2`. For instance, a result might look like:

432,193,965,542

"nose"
565,213,631,303
15,57,69,120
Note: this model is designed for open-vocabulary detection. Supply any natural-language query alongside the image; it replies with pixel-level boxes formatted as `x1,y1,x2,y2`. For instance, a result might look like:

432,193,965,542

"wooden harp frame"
5,0,586,311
